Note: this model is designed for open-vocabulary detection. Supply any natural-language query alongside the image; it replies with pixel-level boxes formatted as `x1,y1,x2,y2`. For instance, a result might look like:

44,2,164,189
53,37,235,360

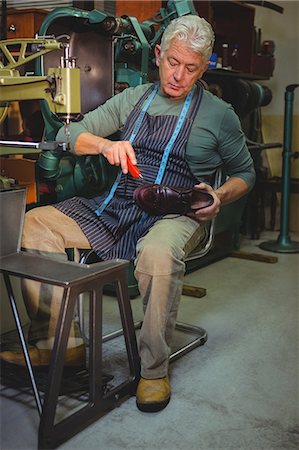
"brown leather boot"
0,344,86,367
136,376,171,412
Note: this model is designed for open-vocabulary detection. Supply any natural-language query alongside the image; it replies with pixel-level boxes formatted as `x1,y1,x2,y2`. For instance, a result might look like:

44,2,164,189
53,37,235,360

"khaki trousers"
22,205,206,378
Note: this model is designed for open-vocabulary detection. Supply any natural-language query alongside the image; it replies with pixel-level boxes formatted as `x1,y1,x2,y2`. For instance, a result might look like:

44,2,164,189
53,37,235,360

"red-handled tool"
127,156,143,179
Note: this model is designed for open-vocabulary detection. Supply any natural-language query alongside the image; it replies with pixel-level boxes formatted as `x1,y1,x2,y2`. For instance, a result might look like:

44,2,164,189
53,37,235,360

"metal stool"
0,188,140,449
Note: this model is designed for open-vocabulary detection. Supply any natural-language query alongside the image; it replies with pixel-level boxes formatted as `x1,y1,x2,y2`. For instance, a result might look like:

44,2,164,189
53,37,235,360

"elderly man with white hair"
0,15,255,412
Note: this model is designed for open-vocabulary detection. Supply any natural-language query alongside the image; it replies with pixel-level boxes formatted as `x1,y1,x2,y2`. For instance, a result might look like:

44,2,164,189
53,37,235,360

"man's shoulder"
201,88,238,124
202,88,231,111
120,83,153,100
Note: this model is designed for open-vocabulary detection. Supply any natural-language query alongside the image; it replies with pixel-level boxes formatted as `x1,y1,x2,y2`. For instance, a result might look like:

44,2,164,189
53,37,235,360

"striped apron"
54,82,204,261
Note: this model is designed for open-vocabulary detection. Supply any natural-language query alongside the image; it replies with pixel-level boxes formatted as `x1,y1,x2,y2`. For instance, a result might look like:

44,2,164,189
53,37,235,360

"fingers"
102,140,136,174
188,184,221,222
194,182,213,192
187,204,219,222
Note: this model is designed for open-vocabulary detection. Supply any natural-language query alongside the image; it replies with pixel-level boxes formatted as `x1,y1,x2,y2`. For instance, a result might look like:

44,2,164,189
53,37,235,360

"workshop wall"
254,1,299,231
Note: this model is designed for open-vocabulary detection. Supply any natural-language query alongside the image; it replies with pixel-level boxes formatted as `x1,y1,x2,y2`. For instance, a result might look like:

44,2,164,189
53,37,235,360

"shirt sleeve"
55,85,147,152
218,106,256,188
55,94,124,152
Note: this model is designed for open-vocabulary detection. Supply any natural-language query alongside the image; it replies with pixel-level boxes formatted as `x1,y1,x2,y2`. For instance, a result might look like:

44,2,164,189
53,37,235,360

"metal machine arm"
0,37,81,130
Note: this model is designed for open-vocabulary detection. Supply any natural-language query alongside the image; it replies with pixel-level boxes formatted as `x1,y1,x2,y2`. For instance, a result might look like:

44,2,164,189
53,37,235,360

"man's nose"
173,65,184,81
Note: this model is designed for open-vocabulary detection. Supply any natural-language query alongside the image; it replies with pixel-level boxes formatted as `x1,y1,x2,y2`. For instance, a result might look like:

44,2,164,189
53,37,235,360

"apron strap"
129,84,159,144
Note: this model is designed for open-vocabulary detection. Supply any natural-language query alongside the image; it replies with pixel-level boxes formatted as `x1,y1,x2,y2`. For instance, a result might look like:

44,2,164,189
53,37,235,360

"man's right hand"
100,139,137,175
74,132,137,175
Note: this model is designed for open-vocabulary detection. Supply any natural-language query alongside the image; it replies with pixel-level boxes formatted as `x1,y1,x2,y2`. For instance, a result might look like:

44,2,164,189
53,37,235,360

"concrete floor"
1,230,298,450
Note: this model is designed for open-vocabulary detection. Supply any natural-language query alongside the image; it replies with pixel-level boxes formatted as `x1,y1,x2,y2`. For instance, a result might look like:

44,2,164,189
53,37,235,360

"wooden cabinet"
6,9,47,39
116,1,162,22
2,9,48,140
1,9,48,204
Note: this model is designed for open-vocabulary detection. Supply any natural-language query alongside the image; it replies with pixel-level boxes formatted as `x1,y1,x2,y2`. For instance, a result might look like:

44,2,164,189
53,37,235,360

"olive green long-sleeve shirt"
57,83,255,187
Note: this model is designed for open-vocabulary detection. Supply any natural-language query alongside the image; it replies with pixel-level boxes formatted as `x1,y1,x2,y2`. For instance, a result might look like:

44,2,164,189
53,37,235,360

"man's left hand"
187,182,220,222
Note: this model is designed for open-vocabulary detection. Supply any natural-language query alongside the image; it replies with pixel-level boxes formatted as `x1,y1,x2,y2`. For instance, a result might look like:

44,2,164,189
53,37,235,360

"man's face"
155,39,209,100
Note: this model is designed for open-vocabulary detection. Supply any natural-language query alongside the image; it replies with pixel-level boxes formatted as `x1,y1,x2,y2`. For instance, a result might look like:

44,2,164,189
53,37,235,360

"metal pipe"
259,84,299,253
277,84,299,245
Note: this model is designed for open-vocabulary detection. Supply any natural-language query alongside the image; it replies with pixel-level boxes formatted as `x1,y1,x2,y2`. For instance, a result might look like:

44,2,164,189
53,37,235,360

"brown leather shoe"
133,184,214,216
136,376,171,412
0,344,86,367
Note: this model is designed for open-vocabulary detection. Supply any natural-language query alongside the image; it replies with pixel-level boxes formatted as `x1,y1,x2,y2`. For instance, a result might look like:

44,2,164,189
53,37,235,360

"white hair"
160,15,215,62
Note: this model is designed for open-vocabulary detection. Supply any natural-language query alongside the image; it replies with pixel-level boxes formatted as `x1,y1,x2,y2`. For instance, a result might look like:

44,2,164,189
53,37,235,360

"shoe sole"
136,396,170,412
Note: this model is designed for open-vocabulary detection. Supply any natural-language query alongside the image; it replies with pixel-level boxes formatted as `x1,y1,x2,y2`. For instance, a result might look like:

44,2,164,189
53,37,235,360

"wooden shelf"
205,68,270,81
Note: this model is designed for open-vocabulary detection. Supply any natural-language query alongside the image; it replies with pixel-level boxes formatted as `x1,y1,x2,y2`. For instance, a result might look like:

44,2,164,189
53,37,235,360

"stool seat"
0,251,128,286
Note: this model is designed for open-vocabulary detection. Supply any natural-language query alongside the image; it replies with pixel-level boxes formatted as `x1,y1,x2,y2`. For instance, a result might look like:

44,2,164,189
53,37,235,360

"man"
0,15,255,412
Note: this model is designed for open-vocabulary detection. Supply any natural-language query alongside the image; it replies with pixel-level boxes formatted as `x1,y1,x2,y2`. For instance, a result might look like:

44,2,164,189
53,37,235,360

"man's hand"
187,182,221,222
74,132,137,174
100,139,137,174
187,176,251,222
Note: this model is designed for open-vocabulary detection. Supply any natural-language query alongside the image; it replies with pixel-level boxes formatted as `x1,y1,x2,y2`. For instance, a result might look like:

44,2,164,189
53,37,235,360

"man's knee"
135,239,185,276
23,206,51,239
22,206,65,252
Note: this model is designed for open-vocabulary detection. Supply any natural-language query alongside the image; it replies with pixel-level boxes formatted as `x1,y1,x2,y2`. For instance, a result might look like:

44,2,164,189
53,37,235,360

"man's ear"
199,61,210,79
204,61,210,73
154,44,161,67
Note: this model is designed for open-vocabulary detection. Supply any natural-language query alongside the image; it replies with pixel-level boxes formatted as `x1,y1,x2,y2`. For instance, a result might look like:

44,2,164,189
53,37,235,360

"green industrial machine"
0,35,83,196
0,37,81,131
34,0,198,202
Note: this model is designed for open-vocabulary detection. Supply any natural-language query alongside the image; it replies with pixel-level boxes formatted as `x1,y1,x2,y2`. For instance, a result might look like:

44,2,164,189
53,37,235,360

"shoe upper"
133,184,213,216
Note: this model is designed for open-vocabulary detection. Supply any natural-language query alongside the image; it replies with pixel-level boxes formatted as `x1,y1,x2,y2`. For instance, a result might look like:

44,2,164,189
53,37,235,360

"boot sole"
136,396,170,412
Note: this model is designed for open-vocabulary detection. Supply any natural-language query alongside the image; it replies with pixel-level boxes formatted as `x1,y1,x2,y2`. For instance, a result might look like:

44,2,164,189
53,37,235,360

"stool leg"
38,286,78,449
114,271,140,381
38,273,139,449
89,286,104,403
3,274,43,416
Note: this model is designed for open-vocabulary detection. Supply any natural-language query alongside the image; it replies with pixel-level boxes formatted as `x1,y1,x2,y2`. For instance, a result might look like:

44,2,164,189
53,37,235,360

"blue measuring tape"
95,85,159,216
154,86,194,184
95,84,194,216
